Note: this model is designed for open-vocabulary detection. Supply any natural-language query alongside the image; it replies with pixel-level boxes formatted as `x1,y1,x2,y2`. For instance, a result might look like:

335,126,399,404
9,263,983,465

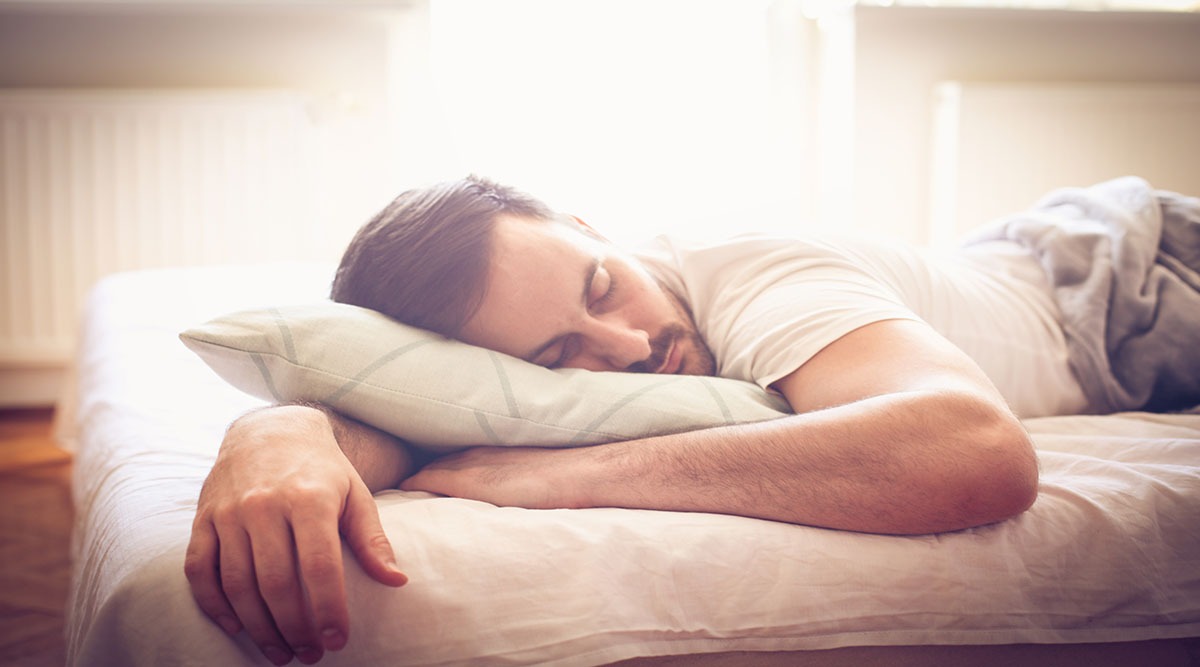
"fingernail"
386,557,408,583
216,615,241,636
262,645,291,665
294,645,321,664
322,627,346,650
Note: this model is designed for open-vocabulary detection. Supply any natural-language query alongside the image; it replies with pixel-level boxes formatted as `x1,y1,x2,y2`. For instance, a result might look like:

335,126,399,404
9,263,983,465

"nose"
577,317,652,371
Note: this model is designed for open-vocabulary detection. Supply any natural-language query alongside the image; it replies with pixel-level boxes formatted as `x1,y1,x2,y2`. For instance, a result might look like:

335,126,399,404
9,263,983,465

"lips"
627,326,688,375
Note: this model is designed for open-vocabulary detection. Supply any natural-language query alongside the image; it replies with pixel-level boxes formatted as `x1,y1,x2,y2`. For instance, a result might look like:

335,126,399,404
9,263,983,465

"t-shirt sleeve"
662,235,923,389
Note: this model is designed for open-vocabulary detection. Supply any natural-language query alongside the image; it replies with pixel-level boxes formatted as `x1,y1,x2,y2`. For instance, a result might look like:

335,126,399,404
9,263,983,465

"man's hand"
185,405,410,666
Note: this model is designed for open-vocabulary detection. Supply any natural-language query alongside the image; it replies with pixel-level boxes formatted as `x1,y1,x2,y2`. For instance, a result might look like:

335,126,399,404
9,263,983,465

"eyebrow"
523,257,601,364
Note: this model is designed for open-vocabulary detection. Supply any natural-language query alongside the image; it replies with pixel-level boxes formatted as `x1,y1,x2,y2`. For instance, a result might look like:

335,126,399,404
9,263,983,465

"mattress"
65,264,1200,666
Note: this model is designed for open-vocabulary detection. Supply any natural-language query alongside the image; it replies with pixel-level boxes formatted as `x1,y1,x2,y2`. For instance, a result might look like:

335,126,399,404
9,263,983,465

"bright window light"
424,0,808,244
851,0,1197,9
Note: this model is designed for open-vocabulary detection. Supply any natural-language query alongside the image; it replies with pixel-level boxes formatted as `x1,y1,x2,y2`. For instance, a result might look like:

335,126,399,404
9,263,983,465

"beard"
625,282,716,377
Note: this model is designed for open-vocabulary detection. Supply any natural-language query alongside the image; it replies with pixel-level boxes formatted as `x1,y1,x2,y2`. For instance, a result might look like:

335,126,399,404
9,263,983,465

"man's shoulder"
633,232,909,280
631,232,826,265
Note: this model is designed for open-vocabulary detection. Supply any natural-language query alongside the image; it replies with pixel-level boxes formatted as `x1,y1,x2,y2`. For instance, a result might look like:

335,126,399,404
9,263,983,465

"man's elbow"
970,454,1038,527
956,416,1039,529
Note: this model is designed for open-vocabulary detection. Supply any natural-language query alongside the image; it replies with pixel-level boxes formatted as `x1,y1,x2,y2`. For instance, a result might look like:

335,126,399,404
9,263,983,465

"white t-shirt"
636,234,1089,419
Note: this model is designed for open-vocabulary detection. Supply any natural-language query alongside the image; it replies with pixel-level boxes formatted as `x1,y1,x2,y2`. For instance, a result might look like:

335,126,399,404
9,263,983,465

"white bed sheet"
66,265,1200,666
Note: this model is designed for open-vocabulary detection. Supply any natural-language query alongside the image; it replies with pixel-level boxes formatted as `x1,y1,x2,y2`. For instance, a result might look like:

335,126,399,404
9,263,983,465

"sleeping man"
185,175,1200,666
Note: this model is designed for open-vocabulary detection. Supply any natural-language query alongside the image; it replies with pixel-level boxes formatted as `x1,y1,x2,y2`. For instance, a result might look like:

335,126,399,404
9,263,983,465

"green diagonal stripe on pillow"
565,377,687,447
249,351,285,404
486,350,521,419
322,339,435,405
180,302,791,452
269,307,298,364
697,377,736,424
474,410,503,445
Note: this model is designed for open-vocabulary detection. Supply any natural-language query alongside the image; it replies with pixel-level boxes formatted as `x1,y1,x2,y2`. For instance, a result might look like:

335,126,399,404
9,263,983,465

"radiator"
0,89,331,368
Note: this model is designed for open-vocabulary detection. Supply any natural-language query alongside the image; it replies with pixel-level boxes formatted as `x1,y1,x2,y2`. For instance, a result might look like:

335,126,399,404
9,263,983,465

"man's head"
331,175,551,337
332,175,715,376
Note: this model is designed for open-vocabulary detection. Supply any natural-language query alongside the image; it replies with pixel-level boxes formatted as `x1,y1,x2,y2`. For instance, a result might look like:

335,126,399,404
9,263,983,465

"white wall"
0,3,401,93
4,2,1199,406
0,1,427,252
930,81,1200,243
411,0,817,246
0,1,419,407
851,7,1200,244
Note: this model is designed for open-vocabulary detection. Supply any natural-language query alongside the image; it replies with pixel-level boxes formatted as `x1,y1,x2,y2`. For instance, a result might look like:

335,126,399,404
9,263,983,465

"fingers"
188,502,406,665
184,520,242,637
186,408,411,665
290,499,353,652
207,485,387,664
216,523,297,666
341,481,409,589
245,509,326,665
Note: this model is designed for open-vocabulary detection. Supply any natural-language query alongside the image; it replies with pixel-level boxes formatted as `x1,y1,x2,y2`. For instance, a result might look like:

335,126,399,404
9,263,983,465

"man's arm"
401,319,1039,534
187,318,1037,662
185,404,413,666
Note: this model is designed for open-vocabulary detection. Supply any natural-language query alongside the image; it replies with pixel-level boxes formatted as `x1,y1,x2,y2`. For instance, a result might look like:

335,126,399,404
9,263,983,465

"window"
422,0,811,243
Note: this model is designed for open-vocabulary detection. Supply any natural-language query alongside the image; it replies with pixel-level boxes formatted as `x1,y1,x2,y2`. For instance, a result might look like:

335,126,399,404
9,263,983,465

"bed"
63,261,1200,666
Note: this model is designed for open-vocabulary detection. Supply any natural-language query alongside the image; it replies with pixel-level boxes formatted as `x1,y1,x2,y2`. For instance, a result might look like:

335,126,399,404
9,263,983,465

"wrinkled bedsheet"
65,263,1200,666
968,176,1200,413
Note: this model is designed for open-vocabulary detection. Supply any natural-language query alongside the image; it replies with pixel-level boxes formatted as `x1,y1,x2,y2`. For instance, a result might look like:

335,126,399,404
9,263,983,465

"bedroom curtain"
421,0,813,243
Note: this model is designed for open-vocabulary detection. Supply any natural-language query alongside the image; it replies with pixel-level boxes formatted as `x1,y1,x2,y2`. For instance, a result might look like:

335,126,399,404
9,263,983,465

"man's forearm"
403,388,1037,535
568,389,1036,534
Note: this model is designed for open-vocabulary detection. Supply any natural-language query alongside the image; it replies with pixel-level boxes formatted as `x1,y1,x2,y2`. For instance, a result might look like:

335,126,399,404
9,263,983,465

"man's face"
458,215,716,376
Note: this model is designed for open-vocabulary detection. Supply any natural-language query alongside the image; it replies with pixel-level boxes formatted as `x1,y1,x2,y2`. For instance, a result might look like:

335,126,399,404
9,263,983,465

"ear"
568,215,609,242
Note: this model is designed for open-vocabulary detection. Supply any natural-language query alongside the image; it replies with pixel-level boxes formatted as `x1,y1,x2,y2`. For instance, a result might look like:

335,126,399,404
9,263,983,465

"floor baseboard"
0,367,65,409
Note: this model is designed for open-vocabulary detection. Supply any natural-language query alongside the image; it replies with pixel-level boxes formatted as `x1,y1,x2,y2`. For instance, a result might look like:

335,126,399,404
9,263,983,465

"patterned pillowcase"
180,302,791,452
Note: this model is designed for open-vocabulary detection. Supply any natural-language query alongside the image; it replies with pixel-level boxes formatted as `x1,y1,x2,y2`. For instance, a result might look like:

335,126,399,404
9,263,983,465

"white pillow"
180,302,791,452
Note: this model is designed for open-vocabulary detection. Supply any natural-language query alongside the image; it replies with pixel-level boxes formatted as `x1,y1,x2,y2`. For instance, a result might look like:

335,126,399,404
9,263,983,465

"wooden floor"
0,408,73,667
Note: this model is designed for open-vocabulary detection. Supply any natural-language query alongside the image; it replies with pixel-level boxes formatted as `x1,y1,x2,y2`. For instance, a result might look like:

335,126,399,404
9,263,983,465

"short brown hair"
331,175,558,337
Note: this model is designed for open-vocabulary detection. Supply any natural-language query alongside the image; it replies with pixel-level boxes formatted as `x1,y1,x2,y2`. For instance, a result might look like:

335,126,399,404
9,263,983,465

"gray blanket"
967,176,1200,414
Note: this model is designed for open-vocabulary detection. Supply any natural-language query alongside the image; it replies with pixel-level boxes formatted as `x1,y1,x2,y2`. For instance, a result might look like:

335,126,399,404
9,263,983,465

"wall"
0,1,420,407
850,7,1200,243
0,3,400,91
4,2,1199,405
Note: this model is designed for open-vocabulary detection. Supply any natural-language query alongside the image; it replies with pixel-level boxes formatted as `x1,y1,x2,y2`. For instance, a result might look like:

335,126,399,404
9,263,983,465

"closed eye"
589,267,618,313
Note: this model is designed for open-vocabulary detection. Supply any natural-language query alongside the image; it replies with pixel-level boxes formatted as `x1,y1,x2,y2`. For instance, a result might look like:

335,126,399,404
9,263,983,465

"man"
185,175,1198,666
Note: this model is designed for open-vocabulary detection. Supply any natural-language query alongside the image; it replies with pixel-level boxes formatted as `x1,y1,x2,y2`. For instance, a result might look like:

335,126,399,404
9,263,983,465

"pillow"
180,302,791,452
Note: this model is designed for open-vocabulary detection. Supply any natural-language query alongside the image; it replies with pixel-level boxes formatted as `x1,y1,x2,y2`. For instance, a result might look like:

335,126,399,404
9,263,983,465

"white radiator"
0,89,334,370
